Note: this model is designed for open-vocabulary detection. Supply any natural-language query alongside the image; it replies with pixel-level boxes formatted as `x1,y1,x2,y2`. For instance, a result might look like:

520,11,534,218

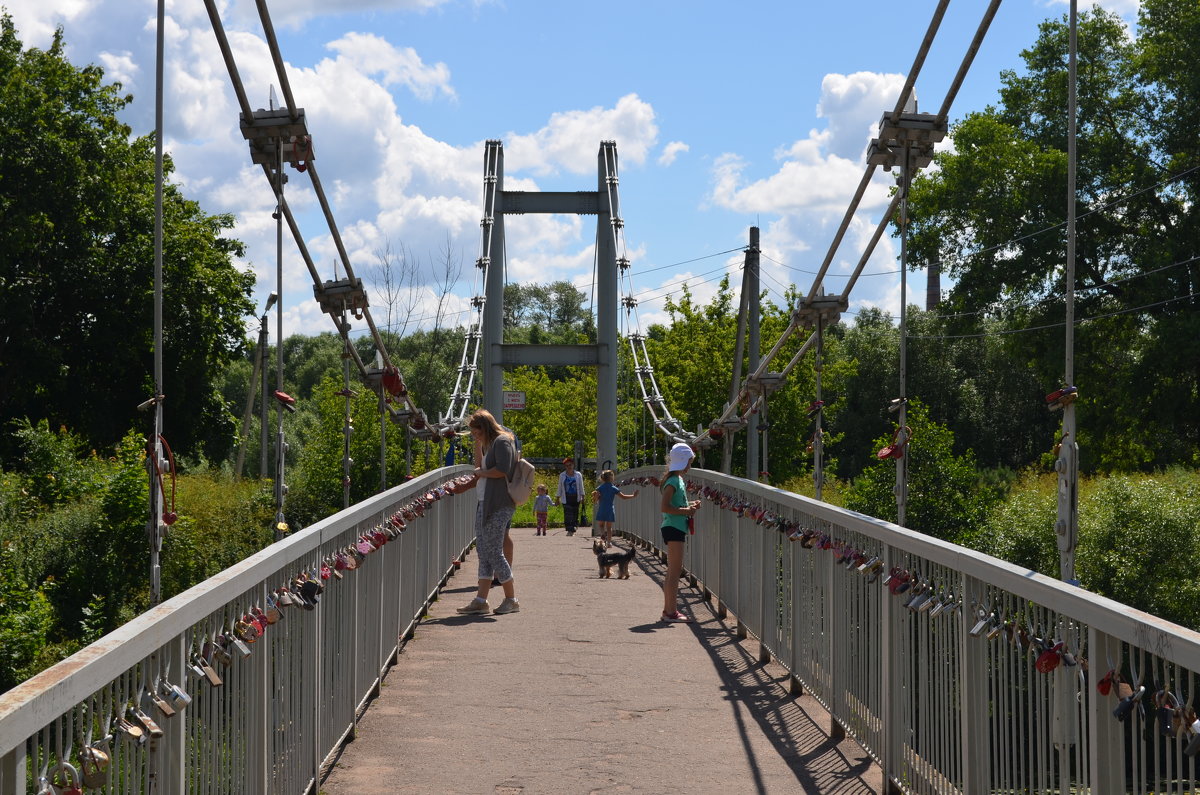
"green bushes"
967,469,1200,629
844,401,999,545
0,420,275,692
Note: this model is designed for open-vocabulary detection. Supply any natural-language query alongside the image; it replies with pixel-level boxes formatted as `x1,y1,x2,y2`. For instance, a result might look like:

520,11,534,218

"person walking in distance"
659,443,700,622
556,457,584,537
456,410,520,616
592,469,638,548
532,484,551,536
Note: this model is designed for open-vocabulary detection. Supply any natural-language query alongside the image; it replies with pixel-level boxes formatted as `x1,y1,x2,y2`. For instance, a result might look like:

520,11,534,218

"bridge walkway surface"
322,526,883,794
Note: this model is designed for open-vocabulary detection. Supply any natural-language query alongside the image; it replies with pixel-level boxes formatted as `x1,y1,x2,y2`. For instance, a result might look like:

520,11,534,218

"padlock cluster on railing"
31,474,478,794
619,473,1200,736
1092,659,1200,751
623,473,1200,745
32,677,195,793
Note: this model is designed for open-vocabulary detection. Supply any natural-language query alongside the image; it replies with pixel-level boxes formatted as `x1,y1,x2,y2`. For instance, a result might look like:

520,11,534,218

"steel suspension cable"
206,0,434,438
443,142,499,430
603,142,687,442
699,0,993,446
935,0,1003,125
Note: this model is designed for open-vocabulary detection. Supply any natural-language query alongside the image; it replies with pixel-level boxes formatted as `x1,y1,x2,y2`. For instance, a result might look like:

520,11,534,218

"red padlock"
1097,669,1118,696
51,762,83,795
1035,642,1064,674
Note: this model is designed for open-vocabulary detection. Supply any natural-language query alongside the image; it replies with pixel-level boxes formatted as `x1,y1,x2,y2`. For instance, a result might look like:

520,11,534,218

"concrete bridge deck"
322,527,883,794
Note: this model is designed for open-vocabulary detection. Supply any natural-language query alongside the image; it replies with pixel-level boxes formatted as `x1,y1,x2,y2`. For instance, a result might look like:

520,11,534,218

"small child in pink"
533,484,552,536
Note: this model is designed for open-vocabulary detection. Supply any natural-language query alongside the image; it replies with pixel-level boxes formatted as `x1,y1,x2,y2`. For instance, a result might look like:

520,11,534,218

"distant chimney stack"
926,261,941,310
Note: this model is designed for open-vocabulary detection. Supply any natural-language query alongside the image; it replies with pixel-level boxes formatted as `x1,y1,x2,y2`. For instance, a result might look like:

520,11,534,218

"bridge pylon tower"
474,140,620,477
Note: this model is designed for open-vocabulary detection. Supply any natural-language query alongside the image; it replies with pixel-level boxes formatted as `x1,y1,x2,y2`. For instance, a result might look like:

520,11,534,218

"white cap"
668,442,695,471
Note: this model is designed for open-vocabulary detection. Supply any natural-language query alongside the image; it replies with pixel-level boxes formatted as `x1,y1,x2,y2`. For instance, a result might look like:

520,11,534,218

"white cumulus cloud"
326,32,455,102
98,50,139,88
658,141,689,167
505,93,659,176
707,71,908,315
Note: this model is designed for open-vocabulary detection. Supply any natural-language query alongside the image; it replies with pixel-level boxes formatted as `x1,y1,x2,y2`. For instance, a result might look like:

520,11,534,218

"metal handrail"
0,466,476,794
618,467,1200,794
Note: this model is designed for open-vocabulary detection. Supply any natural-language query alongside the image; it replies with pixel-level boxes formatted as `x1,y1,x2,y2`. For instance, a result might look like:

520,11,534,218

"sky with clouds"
4,0,1139,342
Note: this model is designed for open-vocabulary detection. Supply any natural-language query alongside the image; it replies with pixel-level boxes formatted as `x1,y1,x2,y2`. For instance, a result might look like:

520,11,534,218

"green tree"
844,401,996,543
905,7,1198,470
504,280,593,343
0,16,254,465
502,367,598,460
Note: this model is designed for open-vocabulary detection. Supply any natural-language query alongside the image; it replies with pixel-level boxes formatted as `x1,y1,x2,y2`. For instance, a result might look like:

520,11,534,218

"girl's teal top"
661,473,689,532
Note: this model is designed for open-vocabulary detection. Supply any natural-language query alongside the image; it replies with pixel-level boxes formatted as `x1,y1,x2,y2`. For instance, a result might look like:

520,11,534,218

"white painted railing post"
959,573,989,793
1089,629,1123,785
0,746,22,795
827,546,844,739
880,544,900,789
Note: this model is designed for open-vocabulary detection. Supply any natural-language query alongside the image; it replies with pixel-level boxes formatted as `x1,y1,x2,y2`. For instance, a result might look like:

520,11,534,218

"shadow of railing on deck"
633,542,881,794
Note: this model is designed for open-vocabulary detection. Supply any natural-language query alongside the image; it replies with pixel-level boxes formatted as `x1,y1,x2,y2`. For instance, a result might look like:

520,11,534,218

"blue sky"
6,0,1137,339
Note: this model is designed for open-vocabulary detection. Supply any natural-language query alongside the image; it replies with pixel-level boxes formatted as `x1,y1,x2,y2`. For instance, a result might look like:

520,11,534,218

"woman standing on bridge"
660,443,700,622
457,409,520,616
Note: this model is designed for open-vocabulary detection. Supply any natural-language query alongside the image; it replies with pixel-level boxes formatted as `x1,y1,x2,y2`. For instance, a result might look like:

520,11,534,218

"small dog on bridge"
593,539,636,579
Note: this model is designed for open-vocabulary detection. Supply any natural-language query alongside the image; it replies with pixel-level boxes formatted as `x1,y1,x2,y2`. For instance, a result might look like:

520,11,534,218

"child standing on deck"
592,470,638,548
660,443,700,622
533,484,552,536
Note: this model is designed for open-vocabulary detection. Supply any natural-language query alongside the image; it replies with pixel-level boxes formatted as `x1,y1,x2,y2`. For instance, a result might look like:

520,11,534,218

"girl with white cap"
659,442,700,622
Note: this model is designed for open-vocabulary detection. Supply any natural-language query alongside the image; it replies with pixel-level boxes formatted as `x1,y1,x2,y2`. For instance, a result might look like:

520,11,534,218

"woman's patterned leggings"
475,502,515,584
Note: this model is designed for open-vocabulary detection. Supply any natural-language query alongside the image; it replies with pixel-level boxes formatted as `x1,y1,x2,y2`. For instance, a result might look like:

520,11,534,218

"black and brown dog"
593,539,636,579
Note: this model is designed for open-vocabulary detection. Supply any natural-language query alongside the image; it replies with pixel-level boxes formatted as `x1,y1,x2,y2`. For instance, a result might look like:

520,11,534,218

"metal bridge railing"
0,466,475,795
619,466,1200,795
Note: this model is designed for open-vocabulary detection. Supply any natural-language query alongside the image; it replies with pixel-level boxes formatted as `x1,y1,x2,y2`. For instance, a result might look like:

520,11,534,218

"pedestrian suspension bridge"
4,1,1200,792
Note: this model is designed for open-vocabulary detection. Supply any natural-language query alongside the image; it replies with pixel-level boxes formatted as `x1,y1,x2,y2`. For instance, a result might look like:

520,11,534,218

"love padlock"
1035,642,1064,674
148,687,176,718
50,761,83,795
1113,685,1146,722
128,705,164,739
79,743,111,789
163,681,192,712
1155,690,1180,736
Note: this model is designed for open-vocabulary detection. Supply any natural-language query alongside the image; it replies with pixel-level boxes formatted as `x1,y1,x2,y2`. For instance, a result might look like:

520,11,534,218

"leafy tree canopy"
0,15,255,464
905,5,1199,470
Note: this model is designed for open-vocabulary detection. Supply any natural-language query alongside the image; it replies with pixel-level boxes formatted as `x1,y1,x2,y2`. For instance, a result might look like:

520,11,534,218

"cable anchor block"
866,111,946,171
793,296,849,329
744,372,786,398
387,406,414,424
241,107,312,167
314,278,368,318
407,409,434,439
717,415,747,432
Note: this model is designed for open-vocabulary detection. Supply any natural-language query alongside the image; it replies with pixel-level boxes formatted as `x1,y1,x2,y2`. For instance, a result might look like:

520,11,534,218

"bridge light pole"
865,94,944,528
1056,0,1080,585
